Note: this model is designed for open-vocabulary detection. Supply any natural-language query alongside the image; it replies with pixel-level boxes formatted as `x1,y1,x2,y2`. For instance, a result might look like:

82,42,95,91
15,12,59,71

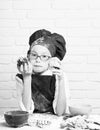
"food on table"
60,115,100,130
28,113,52,128
36,119,51,128
60,116,89,129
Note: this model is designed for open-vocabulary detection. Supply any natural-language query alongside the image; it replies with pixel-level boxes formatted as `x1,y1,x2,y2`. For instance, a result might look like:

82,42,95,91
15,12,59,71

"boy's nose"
36,56,41,62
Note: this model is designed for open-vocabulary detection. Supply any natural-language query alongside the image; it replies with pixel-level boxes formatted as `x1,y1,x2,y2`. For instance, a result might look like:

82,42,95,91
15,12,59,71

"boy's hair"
28,29,66,60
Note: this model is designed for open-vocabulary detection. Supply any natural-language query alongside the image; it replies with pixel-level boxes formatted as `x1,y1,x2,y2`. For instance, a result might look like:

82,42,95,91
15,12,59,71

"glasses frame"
29,52,51,61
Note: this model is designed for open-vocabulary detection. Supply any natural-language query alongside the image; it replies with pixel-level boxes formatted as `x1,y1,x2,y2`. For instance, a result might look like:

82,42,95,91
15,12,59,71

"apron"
16,74,56,114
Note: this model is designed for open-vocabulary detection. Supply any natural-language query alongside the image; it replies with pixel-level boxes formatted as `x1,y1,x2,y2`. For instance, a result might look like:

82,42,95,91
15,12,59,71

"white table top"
0,113,100,130
0,113,62,130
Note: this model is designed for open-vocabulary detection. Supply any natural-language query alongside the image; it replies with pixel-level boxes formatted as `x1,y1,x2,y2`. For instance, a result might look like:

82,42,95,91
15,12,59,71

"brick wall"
0,0,100,115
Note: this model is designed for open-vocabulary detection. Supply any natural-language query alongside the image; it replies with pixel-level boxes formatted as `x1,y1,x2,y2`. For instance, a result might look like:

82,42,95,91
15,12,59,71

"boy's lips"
34,65,42,67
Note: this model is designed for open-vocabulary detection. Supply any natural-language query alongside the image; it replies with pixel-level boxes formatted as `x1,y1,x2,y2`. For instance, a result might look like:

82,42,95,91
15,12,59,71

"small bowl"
69,104,92,116
4,110,29,127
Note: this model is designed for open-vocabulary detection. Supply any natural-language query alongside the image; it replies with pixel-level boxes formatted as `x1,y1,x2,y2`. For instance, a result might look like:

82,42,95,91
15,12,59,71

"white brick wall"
0,0,100,115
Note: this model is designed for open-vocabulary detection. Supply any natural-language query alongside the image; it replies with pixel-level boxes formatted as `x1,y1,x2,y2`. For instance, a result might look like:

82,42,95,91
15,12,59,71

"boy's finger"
20,65,24,73
51,68,60,74
23,63,28,72
23,58,29,65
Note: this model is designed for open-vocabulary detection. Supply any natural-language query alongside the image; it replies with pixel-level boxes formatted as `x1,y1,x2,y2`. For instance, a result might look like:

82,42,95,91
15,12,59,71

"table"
0,113,100,130
0,113,62,130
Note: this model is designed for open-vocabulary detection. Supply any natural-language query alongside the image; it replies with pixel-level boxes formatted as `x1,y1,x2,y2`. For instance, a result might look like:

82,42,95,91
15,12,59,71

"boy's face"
29,45,52,74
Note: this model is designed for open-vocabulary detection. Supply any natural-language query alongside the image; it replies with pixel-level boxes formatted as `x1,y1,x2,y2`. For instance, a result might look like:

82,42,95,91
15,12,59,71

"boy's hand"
49,57,64,80
17,57,32,75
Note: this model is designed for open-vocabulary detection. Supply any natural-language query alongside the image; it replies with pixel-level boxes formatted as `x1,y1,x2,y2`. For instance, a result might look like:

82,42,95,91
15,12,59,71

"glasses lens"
30,53,37,59
41,55,50,61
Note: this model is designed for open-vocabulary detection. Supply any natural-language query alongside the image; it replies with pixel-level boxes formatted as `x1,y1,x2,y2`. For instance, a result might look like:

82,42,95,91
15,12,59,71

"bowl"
4,110,29,127
69,104,92,116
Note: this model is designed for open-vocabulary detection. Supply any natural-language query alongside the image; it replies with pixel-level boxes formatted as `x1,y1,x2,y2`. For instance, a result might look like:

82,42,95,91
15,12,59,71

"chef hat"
30,36,56,57
28,29,66,60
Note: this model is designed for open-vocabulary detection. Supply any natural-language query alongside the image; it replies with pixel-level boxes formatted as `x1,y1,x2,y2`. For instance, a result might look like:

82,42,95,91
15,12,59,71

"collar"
41,69,53,75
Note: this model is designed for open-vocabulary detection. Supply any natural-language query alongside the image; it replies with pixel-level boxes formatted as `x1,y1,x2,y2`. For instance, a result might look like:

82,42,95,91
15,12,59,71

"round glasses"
30,53,51,61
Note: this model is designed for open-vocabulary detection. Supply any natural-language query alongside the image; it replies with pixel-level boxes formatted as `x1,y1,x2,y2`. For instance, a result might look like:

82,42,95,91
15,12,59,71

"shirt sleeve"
15,75,34,114
53,72,71,114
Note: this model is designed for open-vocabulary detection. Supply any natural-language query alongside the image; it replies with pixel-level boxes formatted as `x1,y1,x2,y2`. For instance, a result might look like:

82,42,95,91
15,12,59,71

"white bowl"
69,104,92,116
